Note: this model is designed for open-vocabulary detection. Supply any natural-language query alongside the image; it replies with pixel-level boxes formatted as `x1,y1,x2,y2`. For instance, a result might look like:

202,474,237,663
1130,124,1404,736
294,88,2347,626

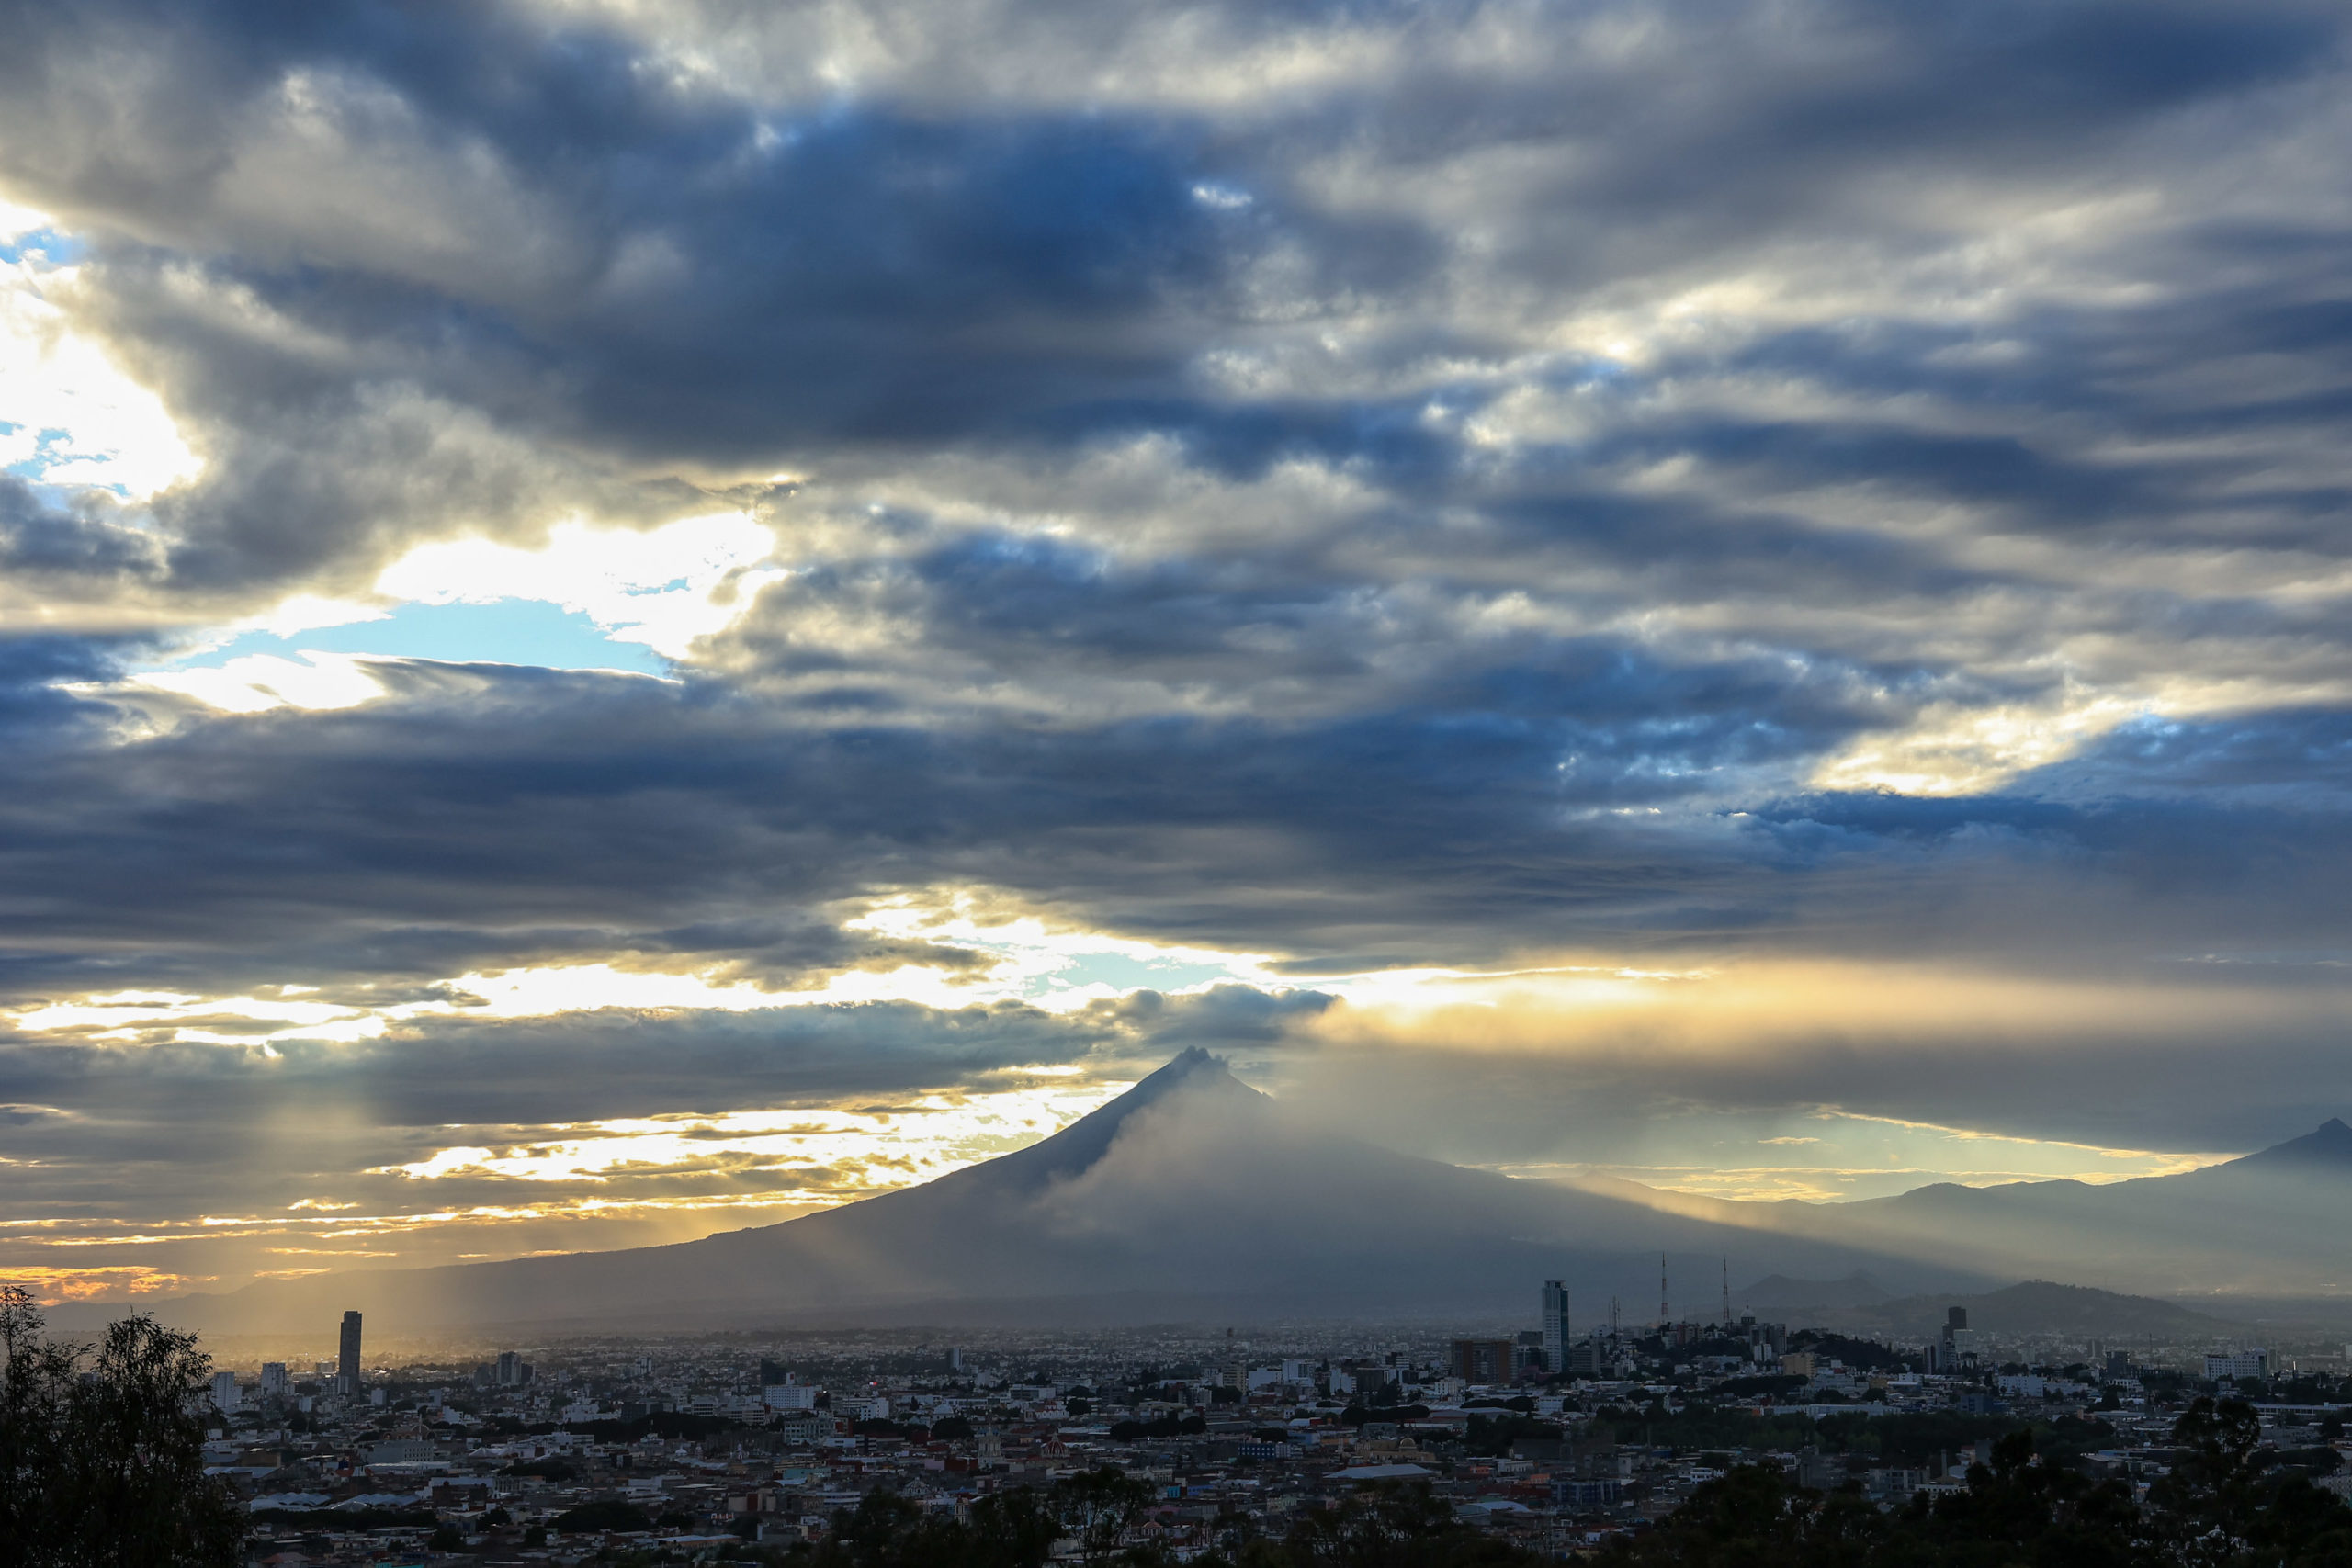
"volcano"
114,1049,1965,1335
101,1054,2352,1335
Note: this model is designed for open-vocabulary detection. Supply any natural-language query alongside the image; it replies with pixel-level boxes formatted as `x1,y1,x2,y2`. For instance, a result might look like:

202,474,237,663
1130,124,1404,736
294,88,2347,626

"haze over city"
4,0,2352,1325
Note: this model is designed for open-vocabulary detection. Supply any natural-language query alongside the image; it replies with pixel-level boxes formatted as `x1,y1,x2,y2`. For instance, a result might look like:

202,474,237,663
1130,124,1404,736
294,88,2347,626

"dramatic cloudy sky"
5,0,2352,1303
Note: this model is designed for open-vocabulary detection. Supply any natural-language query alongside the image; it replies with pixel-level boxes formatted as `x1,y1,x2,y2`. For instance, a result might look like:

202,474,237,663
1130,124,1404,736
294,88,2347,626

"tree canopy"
1599,1403,2352,1568
0,1288,245,1568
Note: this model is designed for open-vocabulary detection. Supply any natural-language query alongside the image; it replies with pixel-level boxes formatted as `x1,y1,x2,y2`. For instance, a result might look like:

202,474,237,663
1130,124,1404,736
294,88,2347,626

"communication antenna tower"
1721,1258,1731,1325
1659,1252,1669,1325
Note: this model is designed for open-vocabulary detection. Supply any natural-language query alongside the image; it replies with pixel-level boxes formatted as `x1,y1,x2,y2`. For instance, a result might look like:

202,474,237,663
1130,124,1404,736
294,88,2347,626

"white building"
1542,1280,1570,1373
2204,1350,2269,1382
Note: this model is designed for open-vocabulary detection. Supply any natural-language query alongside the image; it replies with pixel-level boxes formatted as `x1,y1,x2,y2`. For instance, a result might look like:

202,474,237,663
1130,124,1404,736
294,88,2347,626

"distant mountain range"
1751,1279,2250,1339
66,1051,2352,1337
1746,1117,2352,1308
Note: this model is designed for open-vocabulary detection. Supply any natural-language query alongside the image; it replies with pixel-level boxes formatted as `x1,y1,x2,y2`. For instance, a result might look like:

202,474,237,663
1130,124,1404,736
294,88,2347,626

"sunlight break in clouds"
372,512,786,660
0,217,202,499
0,902,1290,1046
378,1081,1127,1196
129,512,788,713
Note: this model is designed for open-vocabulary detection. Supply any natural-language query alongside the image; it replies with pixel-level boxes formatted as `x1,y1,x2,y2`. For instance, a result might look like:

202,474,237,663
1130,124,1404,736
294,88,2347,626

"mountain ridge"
45,1064,2352,1336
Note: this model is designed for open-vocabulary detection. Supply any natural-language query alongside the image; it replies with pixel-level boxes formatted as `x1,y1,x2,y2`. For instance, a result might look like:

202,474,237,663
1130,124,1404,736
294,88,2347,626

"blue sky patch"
182,599,670,676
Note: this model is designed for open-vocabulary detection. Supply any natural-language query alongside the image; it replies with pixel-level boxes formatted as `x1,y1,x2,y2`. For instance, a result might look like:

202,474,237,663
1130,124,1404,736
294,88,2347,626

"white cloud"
130,651,386,715
0,236,203,499
378,1080,1126,1194
374,512,786,658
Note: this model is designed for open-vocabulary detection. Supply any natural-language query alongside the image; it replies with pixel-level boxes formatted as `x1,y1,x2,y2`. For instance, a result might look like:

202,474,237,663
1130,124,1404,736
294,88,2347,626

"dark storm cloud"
0,987,1324,1131
0,479,160,581
0,644,1855,1002
0,0,2335,590
4,635,2349,1014
8,0,2352,1269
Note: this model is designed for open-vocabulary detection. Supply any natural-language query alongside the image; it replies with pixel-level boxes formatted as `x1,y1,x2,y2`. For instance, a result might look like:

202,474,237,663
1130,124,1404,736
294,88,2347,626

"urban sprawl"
215,1281,2352,1563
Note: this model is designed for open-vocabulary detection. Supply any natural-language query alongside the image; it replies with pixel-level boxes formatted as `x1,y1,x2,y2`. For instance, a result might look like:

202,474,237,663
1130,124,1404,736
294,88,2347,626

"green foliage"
552,1495,657,1533
1246,1483,1544,1568
1785,1334,1909,1372
786,1478,1526,1568
0,1288,246,1568
803,1468,1148,1568
1600,1405,2352,1568
1587,1404,1822,1453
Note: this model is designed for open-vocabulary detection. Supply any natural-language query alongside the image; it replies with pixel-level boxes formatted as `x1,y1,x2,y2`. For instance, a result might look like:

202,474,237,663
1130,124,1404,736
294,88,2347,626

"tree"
551,1496,656,1533
1052,1466,1155,1564
1281,1483,1543,1568
0,1288,245,1568
1595,1464,1886,1568
1598,1416,2352,1568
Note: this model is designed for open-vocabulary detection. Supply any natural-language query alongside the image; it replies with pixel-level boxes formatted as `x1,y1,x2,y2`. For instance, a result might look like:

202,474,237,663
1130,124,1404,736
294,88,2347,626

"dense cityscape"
165,1280,2352,1564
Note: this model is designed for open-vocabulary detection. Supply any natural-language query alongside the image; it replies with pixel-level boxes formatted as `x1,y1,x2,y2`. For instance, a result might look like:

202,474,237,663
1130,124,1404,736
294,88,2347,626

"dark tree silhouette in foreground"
1599,1401,2352,1568
0,1287,243,1568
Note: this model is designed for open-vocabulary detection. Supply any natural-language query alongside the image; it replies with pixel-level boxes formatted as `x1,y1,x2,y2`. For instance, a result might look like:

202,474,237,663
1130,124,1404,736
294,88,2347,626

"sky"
2,0,2351,1305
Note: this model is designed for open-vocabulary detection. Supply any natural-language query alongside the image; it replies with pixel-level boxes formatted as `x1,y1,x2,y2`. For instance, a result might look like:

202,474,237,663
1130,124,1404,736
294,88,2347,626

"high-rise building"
209,1370,240,1412
1937,1305,1977,1370
337,1310,362,1395
259,1362,288,1399
1449,1338,1517,1384
1541,1280,1570,1372
494,1349,532,1386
